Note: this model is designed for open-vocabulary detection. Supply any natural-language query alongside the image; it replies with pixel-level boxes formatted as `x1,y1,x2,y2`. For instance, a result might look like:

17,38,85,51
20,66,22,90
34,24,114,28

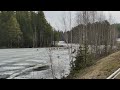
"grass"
69,51,120,79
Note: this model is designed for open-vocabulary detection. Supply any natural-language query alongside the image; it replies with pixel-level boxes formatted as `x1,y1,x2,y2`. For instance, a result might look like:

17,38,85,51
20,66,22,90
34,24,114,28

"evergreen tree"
6,14,22,47
0,11,22,48
0,11,60,48
16,11,33,47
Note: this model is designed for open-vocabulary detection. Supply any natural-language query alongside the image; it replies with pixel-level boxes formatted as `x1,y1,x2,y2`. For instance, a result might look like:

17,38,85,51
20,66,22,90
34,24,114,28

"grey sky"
44,11,120,31
44,11,63,30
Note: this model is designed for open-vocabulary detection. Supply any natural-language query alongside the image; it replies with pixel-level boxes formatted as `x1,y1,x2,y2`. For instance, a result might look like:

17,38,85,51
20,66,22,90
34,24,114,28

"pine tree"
6,12,22,48
0,11,59,48
16,11,33,48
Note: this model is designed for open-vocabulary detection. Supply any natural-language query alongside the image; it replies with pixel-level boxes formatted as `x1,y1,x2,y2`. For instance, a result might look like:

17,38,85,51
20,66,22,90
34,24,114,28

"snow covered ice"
0,47,74,79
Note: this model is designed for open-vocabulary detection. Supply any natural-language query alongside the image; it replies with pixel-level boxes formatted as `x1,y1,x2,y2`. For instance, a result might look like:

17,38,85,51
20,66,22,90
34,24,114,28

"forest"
0,11,120,79
0,11,64,48
59,11,120,76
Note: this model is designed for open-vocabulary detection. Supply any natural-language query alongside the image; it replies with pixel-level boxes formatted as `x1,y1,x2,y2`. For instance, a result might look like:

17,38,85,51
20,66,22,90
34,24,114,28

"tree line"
114,23,120,38
62,11,118,58
65,20,117,57
0,11,61,48
61,11,119,75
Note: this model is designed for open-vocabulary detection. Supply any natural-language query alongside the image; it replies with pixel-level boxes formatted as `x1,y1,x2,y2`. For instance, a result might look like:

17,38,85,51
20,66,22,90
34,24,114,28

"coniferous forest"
0,11,63,48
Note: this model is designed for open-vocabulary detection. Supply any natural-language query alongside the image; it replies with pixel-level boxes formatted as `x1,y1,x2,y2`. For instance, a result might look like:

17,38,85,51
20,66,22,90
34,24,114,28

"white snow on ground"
7,63,49,79
13,63,35,66
0,71,15,75
14,69,53,79
1,66,24,70
0,41,79,79
0,41,117,79
0,62,6,65
13,48,73,79
0,46,76,79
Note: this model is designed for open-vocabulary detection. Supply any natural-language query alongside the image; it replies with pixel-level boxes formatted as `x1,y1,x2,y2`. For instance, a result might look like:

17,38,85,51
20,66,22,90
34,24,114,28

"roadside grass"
69,51,120,79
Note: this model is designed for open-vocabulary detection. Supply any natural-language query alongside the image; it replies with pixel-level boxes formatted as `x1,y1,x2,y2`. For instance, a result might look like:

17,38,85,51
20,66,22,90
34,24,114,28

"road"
107,68,120,79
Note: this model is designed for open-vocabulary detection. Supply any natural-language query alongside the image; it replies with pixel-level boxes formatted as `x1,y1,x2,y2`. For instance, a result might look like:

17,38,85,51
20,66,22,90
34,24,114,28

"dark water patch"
33,65,49,71
20,65,49,76
11,65,50,78
24,65,36,68
0,74,10,79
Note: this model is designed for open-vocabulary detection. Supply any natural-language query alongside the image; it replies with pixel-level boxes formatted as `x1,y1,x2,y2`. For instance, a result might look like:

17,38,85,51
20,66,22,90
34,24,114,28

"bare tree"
47,48,55,79
97,11,106,22
75,11,84,50
69,12,72,52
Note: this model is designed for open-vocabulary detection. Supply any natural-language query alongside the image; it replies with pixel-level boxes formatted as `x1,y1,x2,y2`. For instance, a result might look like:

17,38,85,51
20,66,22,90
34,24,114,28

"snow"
1,66,24,70
117,38,120,42
0,41,117,79
0,41,79,79
14,69,53,79
0,47,74,79
7,63,49,79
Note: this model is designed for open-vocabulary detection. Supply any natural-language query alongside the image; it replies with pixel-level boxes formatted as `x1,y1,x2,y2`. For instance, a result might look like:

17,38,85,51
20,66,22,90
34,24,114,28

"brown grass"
73,51,120,79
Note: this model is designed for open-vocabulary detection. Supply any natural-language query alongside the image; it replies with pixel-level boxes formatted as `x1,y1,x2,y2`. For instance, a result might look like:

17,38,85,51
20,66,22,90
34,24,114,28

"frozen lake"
1,41,112,79
0,48,73,79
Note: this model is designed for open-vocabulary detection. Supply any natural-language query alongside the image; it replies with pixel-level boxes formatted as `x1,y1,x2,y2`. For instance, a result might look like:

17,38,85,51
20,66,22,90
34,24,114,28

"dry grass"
73,51,120,79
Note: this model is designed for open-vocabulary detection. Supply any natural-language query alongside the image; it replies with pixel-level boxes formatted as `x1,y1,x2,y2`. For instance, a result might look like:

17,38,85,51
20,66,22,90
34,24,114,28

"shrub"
68,45,94,78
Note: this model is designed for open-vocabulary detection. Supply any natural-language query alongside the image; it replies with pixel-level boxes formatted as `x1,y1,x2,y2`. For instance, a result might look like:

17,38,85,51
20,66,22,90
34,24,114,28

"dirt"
73,51,120,79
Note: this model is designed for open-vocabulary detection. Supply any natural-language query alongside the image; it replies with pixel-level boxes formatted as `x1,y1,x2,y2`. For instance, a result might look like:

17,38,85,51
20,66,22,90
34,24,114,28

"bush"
68,45,95,78
74,45,94,70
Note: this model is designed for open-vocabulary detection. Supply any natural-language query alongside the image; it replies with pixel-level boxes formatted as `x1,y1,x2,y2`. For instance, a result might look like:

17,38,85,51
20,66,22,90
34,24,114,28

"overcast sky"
44,11,120,31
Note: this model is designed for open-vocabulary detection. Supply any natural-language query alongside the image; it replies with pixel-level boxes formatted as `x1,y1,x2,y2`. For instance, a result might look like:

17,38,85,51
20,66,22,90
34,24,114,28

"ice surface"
1,66,24,70
0,46,75,79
